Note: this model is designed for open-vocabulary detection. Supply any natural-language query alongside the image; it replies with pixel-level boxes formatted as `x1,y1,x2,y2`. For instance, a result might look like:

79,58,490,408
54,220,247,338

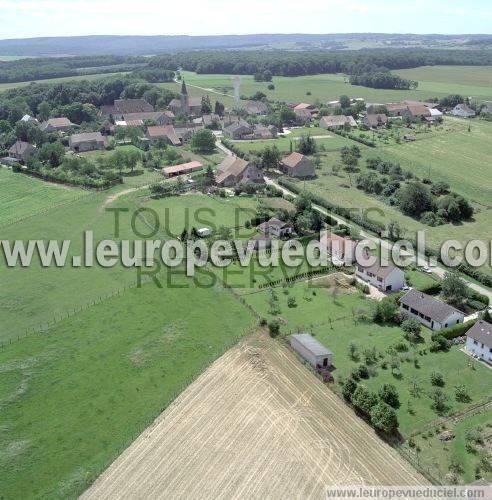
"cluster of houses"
317,99,476,132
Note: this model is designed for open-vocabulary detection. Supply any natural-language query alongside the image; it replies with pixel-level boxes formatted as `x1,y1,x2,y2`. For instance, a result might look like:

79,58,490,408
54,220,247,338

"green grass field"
0,191,262,342
164,68,492,107
0,168,90,227
0,274,254,498
231,128,353,155
394,65,492,102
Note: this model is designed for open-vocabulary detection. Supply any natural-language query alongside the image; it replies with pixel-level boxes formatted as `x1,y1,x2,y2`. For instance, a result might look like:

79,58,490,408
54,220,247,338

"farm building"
146,125,181,146
290,333,333,368
244,101,269,116
399,289,465,331
162,160,203,178
40,117,75,133
101,98,154,121
465,320,492,364
215,156,263,187
319,115,357,130
280,152,315,178
8,141,36,163
356,258,404,292
69,132,107,152
451,103,476,118
223,120,253,140
123,111,174,126
362,113,388,128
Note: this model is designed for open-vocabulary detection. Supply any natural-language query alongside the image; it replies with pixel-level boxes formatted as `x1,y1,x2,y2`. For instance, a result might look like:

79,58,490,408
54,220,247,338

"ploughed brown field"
82,333,427,499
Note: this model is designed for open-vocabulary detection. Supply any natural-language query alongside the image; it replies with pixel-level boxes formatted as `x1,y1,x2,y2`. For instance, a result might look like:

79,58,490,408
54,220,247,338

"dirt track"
82,334,427,499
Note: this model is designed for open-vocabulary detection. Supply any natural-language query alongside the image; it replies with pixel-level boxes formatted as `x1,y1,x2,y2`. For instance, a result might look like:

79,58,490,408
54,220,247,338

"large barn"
290,333,333,368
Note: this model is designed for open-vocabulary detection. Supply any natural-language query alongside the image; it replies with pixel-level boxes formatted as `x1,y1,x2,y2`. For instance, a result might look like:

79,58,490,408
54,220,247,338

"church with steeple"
168,79,203,116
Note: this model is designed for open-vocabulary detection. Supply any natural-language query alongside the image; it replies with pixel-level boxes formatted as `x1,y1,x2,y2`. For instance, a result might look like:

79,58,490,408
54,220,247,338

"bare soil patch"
82,333,426,499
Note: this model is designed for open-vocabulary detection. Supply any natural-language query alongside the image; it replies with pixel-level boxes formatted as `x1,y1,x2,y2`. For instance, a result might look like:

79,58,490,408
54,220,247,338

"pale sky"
0,0,491,39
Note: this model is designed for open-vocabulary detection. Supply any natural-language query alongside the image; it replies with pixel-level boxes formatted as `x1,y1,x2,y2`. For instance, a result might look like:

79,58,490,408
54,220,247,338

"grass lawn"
0,168,90,227
0,275,255,499
405,268,440,291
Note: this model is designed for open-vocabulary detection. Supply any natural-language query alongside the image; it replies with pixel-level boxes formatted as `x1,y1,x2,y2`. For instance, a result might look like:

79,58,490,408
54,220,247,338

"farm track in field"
82,333,426,499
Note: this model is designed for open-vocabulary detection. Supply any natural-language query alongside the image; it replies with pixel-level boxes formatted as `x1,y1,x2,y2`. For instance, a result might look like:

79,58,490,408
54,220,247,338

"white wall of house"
400,305,464,331
465,336,492,364
356,267,404,292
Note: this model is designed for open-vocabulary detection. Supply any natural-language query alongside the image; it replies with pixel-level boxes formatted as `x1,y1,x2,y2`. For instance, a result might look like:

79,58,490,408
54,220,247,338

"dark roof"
282,152,310,169
466,320,492,348
359,257,401,279
365,113,388,126
103,99,153,115
400,289,464,323
291,333,333,357
215,157,250,184
69,131,106,145
257,217,290,232
8,140,34,155
181,79,188,95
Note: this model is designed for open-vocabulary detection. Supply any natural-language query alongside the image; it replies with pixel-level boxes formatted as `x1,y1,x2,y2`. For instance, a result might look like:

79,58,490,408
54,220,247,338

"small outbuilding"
290,333,333,368
197,227,211,238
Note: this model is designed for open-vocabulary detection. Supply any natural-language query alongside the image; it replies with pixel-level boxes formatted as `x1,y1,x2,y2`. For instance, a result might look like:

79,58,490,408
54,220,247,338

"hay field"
82,333,426,499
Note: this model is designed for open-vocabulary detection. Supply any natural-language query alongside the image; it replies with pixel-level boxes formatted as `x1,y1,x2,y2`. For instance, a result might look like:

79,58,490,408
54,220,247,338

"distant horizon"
1,0,492,40
1,32,492,43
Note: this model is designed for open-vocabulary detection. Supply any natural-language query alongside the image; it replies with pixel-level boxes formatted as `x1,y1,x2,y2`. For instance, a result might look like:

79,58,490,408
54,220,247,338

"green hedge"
440,320,475,340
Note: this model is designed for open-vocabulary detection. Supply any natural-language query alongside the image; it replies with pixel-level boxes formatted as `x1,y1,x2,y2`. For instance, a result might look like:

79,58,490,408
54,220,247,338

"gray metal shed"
290,333,333,368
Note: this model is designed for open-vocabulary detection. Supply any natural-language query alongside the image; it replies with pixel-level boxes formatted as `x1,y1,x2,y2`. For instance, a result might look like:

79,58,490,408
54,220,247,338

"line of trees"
0,55,147,83
150,48,492,78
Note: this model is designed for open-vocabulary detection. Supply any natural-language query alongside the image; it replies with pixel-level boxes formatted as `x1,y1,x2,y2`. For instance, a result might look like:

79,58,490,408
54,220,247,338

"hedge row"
332,129,376,147
458,263,492,288
257,266,334,289
440,320,475,340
